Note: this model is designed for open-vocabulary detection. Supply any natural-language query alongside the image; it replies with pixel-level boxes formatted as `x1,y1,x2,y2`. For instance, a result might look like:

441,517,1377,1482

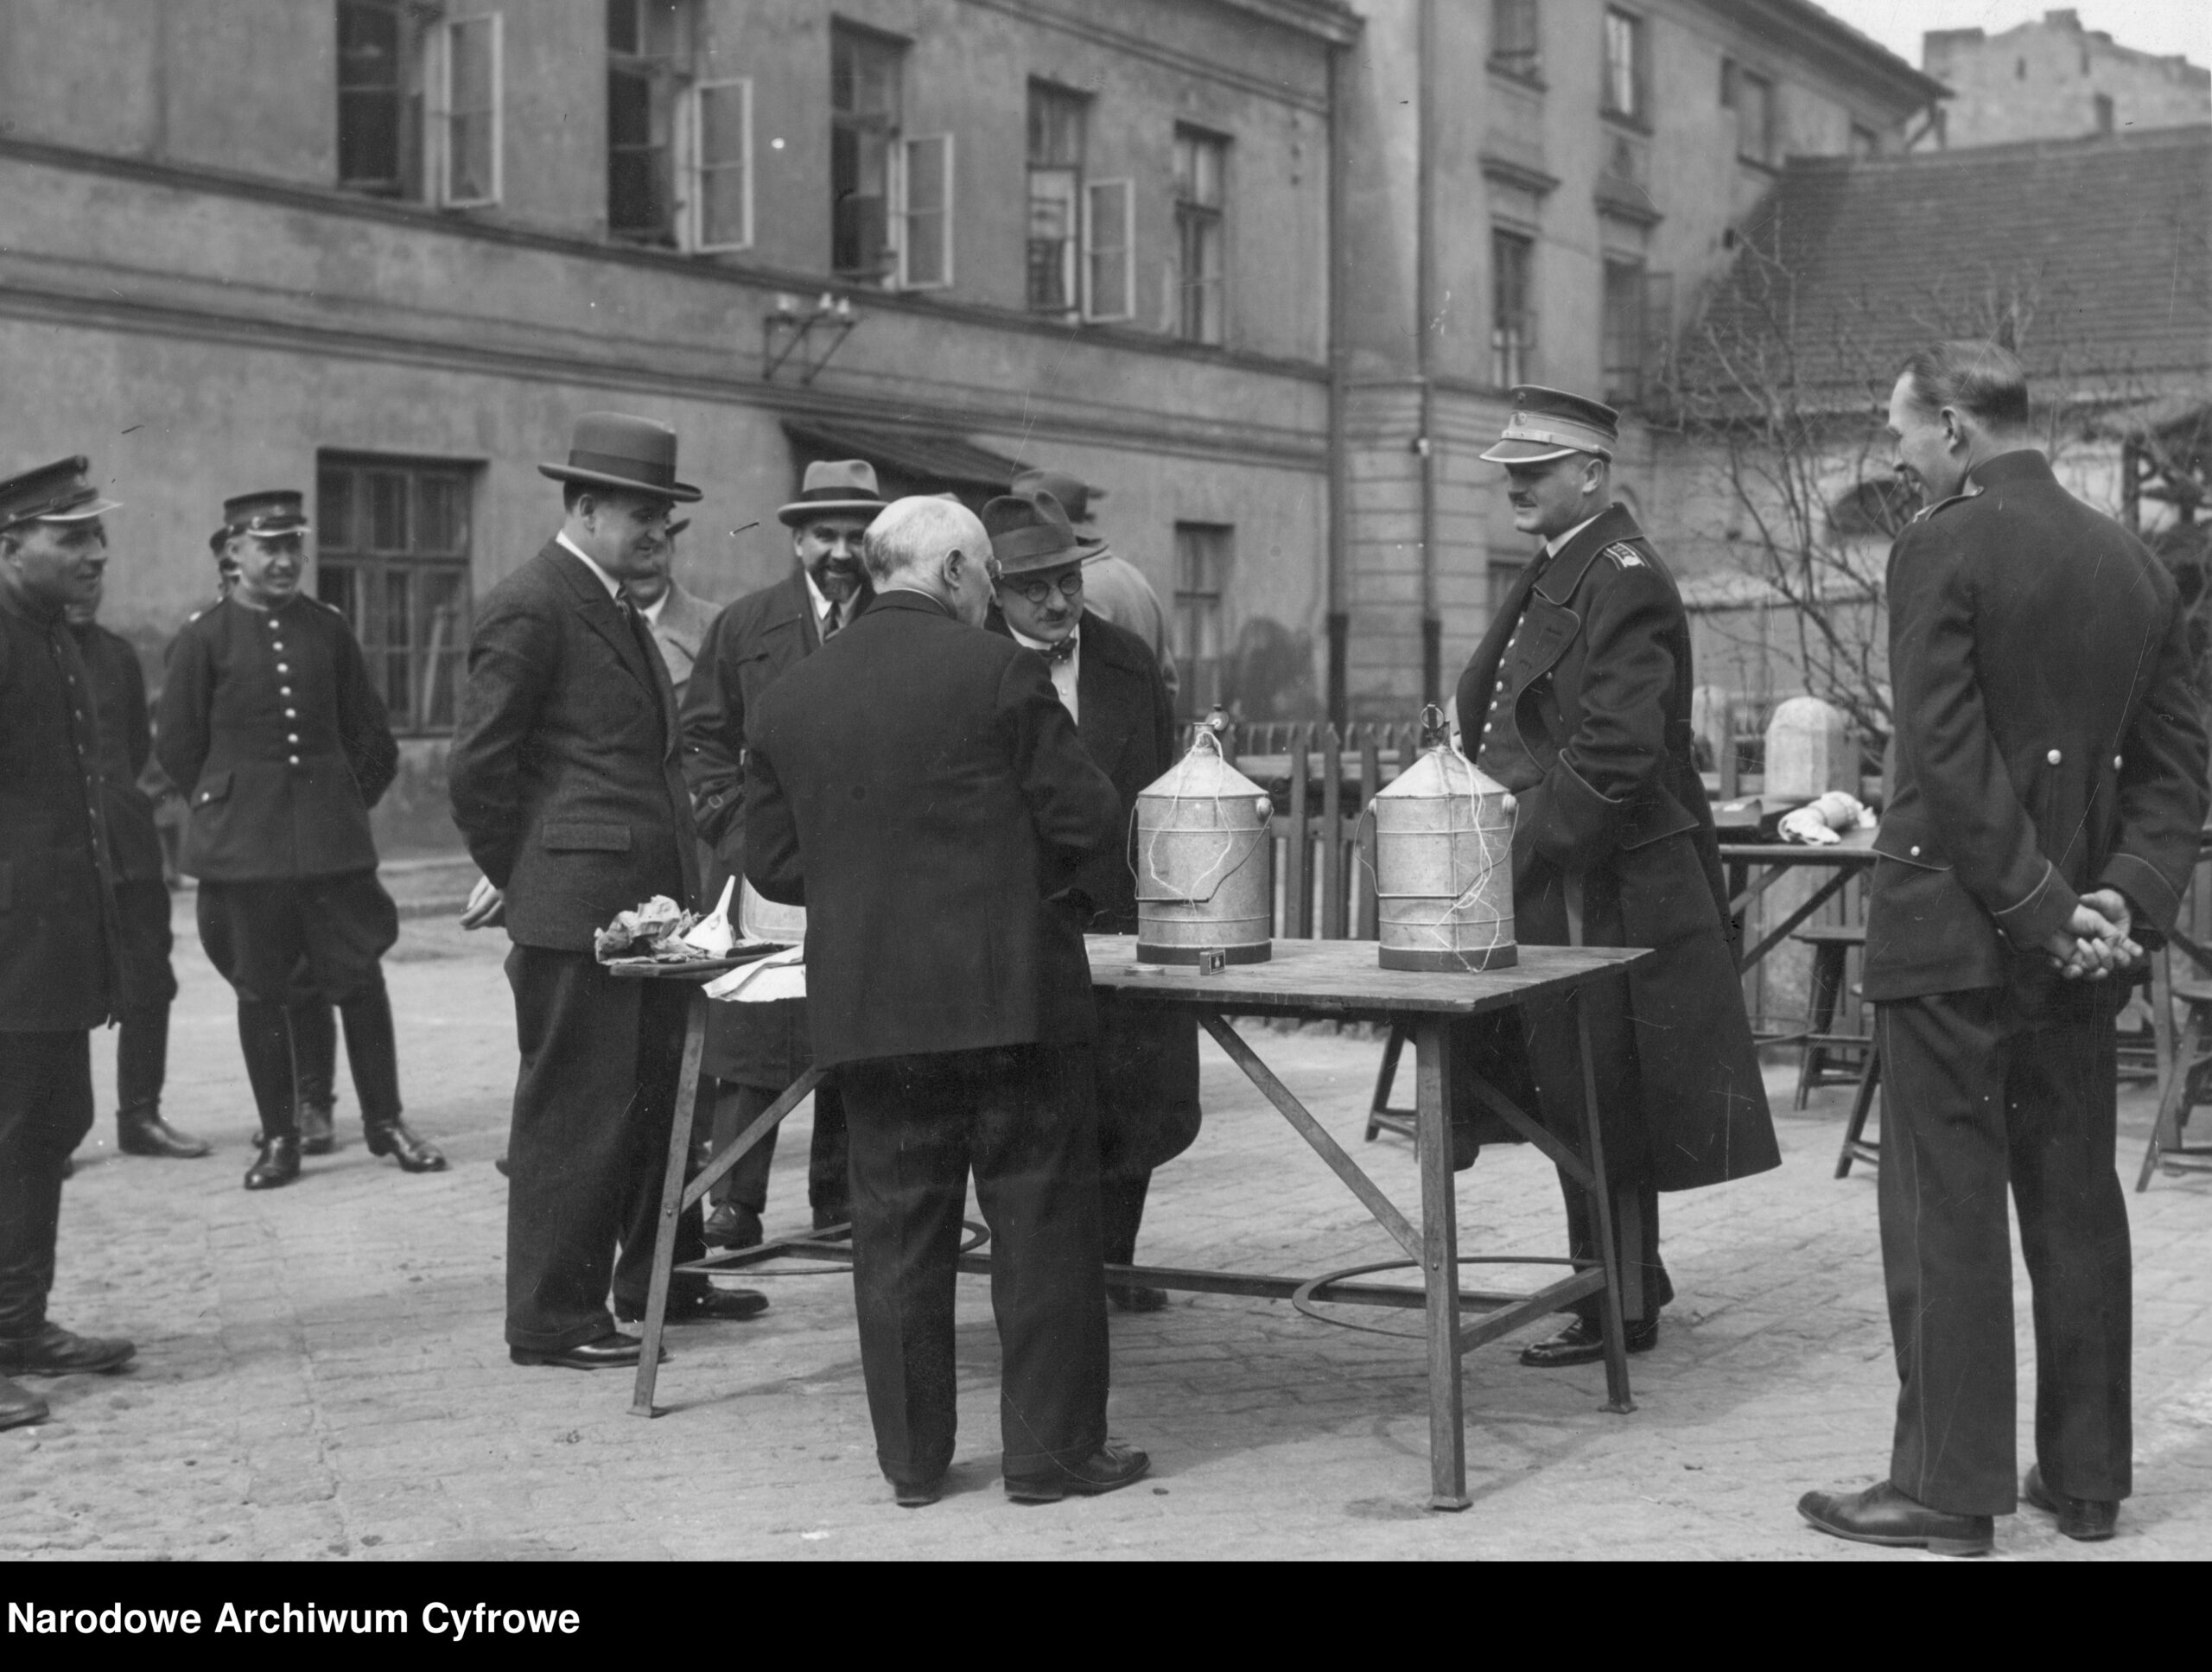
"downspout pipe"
1325,36,1350,728
1415,0,1441,708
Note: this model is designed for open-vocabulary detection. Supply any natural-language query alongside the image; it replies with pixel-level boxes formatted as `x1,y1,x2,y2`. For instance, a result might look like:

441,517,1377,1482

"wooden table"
1718,828,1880,974
626,935,1653,1511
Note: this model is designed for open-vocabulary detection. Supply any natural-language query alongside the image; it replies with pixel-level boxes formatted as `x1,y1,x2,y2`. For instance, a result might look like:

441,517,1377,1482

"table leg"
1414,1018,1468,1510
630,986,711,1418
1572,984,1636,1415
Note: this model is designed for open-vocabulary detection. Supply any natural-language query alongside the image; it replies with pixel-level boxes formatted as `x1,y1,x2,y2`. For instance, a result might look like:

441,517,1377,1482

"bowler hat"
538,412,702,503
1479,385,1620,465
220,489,310,540
982,488,1084,575
778,459,887,526
1011,467,1105,549
0,455,121,531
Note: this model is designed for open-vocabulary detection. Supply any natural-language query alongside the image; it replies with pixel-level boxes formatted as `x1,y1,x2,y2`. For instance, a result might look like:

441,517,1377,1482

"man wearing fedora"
159,489,446,1191
1452,386,1777,1368
680,461,884,1249
983,486,1200,1313
0,455,139,1428
451,413,766,1372
1011,467,1177,702
629,516,722,700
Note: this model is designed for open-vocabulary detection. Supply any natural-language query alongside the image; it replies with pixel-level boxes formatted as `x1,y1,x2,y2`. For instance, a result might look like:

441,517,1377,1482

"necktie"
822,607,842,642
1042,634,1077,664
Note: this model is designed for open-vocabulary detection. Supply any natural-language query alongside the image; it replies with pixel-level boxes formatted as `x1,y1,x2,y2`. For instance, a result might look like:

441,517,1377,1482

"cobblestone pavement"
7,901,2211,1561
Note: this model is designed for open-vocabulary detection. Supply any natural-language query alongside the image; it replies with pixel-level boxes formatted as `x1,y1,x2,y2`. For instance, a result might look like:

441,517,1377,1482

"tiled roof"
1688,126,2212,405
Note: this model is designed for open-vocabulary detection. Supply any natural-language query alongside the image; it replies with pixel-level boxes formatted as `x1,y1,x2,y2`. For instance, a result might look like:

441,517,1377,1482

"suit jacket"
0,586,121,1030
1866,449,2209,1000
156,594,396,881
1454,503,1777,1192
73,622,165,885
448,539,699,951
641,578,721,699
744,589,1121,1067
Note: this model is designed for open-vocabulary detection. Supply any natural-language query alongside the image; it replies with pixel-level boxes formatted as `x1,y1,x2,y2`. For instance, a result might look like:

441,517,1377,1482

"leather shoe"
614,1287,770,1326
2024,1465,2119,1542
244,1133,302,1191
0,1324,137,1377
118,1107,212,1159
1518,1315,1657,1367
297,1102,337,1156
365,1118,448,1173
1109,1283,1170,1313
891,1473,946,1509
702,1203,764,1249
0,1376,50,1430
1005,1440,1151,1504
1797,1480,1993,1556
510,1334,657,1370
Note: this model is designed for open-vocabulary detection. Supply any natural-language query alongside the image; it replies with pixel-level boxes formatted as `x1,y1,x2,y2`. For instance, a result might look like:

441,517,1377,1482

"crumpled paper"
704,944,807,1003
1778,790,1877,846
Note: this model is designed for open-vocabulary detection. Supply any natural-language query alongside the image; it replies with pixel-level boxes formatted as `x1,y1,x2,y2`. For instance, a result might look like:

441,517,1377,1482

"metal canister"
1133,725,1274,965
1370,709,1516,972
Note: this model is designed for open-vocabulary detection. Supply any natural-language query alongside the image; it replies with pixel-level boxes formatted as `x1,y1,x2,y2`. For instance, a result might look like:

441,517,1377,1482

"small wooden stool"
2136,976,2212,1191
1792,923,1872,1110
1365,1024,1416,1142
1834,1040,1881,1179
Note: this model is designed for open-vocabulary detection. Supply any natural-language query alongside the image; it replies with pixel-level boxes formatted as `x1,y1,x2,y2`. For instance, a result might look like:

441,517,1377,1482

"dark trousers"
1875,986,2132,1516
113,877,179,1115
838,1044,1109,1482
289,994,338,1113
503,946,708,1353
0,1031,94,1338
713,1079,851,1224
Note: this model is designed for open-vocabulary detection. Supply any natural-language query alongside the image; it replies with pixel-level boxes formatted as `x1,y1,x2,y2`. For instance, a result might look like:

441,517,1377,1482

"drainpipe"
1325,40,1350,728
1415,0,1441,708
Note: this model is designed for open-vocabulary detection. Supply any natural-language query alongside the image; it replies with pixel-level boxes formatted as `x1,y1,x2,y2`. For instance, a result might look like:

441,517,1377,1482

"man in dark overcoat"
744,495,1148,1508
982,486,1200,1313
159,489,444,1191
680,461,884,1248
0,455,138,1428
67,572,208,1160
449,413,766,1371
1800,342,2208,1556
1453,386,1778,1368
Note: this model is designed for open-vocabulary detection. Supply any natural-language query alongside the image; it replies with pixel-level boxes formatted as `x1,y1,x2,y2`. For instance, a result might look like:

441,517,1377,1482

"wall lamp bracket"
762,292,861,384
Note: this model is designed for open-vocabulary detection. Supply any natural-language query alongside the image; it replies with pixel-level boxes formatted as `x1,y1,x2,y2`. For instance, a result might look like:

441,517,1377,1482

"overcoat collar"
1966,449,2054,492
1534,502,1644,605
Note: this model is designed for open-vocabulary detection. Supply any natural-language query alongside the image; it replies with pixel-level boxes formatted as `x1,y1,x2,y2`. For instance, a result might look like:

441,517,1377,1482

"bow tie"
1040,634,1077,664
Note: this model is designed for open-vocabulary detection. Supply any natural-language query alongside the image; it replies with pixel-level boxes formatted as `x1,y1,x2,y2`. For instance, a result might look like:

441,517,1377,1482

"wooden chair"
1791,923,1872,1109
1364,1024,1417,1142
2136,974,2212,1190
1834,1041,1881,1179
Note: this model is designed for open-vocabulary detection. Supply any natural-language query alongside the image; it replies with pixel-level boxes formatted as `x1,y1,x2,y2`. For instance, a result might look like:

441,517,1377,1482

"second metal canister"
1370,715,1517,972
1133,728,1274,964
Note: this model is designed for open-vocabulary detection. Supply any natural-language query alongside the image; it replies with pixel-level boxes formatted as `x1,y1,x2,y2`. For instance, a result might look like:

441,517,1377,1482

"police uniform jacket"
448,539,698,950
156,594,397,882
1454,503,1777,1192
0,586,121,1031
681,566,867,1087
73,622,164,884
1865,449,2208,999
988,607,1202,1173
744,590,1120,1069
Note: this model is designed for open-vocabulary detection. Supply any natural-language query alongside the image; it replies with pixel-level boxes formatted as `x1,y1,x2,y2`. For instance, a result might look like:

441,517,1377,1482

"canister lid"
1138,728,1269,805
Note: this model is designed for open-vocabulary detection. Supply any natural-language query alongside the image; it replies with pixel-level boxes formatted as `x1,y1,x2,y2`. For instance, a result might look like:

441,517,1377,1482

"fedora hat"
538,411,702,503
982,488,1084,576
1010,467,1104,550
778,459,888,526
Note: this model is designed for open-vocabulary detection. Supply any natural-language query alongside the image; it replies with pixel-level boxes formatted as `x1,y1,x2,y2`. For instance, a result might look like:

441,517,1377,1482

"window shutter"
896,133,954,289
1083,178,1134,322
439,13,502,207
687,77,753,251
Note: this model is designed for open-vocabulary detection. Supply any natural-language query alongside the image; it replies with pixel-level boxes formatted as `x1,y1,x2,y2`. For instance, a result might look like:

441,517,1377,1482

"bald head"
863,497,994,626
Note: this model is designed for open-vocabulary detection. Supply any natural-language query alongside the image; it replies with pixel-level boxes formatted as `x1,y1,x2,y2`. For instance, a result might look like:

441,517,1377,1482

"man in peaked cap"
982,487,1199,1311
680,460,885,1251
1012,467,1178,701
1452,386,1778,1369
159,489,447,1190
0,455,138,1428
451,413,766,1372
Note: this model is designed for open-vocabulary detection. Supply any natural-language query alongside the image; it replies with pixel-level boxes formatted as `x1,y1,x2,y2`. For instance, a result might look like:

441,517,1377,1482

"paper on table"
704,944,807,1002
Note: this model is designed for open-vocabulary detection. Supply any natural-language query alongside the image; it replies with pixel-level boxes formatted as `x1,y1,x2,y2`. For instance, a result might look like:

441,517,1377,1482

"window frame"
1601,7,1647,125
605,0,697,246
1601,257,1647,406
1490,226,1536,388
1172,125,1230,346
683,74,753,252
433,10,503,209
1084,176,1135,323
830,22,906,282
894,131,955,291
1732,66,1776,165
1026,80,1089,316
314,455,477,741
336,0,418,198
1488,0,1542,84
1172,521,1233,720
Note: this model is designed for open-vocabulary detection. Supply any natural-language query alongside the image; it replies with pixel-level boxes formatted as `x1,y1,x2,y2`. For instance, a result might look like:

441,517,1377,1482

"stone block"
1764,696,1855,804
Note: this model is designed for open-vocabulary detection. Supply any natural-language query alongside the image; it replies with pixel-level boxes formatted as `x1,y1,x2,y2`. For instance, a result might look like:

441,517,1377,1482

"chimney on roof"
2044,10,2082,29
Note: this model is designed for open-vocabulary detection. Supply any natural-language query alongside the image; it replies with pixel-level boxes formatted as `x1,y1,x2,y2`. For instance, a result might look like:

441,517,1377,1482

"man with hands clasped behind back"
1799,342,2209,1556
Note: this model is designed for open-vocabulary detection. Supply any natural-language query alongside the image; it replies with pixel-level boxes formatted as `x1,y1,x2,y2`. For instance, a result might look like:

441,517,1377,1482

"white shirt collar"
1544,511,1608,557
556,531,624,600
637,589,669,626
803,567,855,634
1009,623,1078,657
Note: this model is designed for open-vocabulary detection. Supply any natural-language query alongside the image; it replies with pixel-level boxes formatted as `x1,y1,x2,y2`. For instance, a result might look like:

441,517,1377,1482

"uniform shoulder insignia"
1601,542,1646,569
1913,491,1974,524
307,594,346,617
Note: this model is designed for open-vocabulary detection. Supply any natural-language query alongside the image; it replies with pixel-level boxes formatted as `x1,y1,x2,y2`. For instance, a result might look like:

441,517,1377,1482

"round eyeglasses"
1001,570,1084,607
